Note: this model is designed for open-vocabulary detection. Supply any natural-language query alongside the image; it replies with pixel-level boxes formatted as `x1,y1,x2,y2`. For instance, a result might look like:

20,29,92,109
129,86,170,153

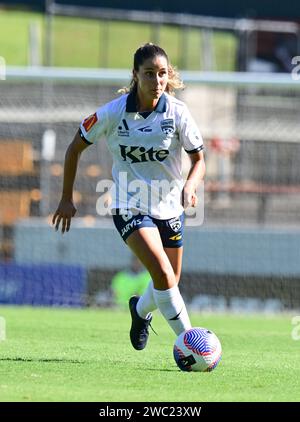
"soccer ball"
173,327,222,372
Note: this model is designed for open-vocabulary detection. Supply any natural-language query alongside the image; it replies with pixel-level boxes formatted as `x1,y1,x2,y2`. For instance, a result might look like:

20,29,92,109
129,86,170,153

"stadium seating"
0,140,35,258
0,141,34,175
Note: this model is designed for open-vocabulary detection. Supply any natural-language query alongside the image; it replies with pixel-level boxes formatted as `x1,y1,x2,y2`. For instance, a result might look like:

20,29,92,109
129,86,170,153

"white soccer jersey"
79,92,203,219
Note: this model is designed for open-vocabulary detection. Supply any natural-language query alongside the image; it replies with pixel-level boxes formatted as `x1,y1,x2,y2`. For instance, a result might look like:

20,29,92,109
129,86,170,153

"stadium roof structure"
45,1,300,32
2,0,300,20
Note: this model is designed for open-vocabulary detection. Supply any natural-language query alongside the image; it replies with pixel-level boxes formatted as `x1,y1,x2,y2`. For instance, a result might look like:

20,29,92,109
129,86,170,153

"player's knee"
154,265,176,290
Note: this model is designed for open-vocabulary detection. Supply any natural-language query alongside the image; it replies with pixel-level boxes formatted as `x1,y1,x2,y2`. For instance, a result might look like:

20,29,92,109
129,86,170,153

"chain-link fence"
0,69,299,310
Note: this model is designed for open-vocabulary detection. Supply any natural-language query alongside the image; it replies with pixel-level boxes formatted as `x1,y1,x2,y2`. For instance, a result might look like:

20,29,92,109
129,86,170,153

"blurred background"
0,0,300,312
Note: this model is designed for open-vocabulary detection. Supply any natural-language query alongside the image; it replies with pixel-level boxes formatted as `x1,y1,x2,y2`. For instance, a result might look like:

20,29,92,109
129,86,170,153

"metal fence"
1,67,300,309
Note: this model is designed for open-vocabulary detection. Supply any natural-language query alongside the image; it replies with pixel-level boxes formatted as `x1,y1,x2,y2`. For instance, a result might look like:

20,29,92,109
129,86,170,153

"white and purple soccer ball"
173,327,222,372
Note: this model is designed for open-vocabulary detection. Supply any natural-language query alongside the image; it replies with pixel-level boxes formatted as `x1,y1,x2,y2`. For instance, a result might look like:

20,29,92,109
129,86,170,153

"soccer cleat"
129,296,153,351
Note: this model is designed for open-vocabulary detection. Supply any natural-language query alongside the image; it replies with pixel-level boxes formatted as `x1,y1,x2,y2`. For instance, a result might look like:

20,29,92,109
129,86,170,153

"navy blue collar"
126,91,167,113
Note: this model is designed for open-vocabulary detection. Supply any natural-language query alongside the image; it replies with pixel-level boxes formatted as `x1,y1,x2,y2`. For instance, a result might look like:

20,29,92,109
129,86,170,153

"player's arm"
52,130,90,233
182,150,205,208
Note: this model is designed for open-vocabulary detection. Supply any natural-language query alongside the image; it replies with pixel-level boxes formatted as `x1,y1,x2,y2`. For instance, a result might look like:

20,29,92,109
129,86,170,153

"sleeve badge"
82,112,98,132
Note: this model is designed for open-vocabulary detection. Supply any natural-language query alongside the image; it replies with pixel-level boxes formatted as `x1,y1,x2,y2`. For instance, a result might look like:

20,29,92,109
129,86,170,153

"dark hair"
133,43,169,71
118,43,184,95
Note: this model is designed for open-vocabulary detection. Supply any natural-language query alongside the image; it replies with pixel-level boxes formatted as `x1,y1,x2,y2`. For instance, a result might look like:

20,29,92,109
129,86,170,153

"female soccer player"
52,43,205,350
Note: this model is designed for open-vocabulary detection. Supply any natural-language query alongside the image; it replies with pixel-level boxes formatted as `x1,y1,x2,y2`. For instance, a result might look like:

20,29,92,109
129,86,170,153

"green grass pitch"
0,306,299,402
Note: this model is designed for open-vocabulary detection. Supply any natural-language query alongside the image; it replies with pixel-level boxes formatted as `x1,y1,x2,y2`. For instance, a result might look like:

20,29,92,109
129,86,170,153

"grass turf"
0,306,299,402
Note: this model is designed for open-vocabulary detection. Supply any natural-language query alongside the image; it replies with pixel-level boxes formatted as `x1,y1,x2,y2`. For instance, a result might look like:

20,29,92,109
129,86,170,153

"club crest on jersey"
83,113,98,132
160,119,175,135
169,218,182,232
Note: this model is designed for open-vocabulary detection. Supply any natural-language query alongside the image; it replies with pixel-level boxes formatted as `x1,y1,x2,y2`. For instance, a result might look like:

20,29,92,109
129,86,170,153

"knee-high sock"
153,285,191,336
136,280,156,319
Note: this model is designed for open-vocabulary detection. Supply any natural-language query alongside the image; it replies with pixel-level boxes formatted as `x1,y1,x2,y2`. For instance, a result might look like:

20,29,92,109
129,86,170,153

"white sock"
153,285,192,336
136,280,157,320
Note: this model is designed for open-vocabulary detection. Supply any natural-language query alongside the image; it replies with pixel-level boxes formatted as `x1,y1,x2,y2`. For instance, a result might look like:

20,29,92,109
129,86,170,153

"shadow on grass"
143,367,179,372
0,357,83,363
0,358,181,371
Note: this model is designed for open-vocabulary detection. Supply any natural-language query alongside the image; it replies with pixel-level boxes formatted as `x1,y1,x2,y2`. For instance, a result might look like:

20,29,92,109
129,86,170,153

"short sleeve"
179,105,204,154
79,104,109,145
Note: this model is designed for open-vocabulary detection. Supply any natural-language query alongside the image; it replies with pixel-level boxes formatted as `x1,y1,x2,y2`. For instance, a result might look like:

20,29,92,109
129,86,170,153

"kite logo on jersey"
160,118,175,135
119,145,169,163
82,113,98,132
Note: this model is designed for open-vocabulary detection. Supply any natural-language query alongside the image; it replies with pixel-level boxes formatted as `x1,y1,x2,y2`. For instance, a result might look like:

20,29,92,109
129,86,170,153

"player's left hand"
182,186,198,209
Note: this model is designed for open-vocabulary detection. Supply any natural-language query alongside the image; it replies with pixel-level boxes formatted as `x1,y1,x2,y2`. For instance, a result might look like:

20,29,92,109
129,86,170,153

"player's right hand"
52,198,77,234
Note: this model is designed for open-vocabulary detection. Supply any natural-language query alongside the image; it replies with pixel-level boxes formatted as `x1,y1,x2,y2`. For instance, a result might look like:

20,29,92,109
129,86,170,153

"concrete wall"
14,218,300,277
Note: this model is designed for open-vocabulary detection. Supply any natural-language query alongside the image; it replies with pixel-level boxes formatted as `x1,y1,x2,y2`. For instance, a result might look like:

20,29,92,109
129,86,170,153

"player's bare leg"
129,246,183,321
126,227,175,290
164,247,183,284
